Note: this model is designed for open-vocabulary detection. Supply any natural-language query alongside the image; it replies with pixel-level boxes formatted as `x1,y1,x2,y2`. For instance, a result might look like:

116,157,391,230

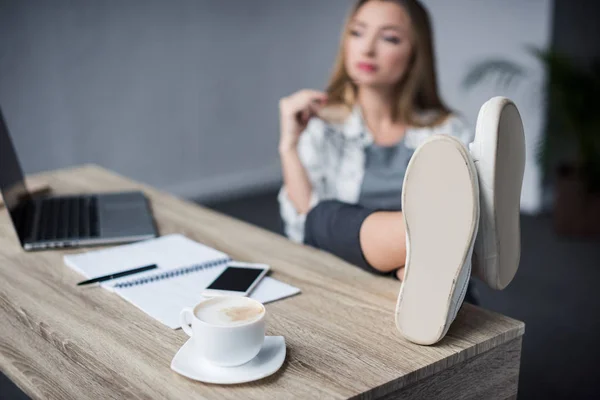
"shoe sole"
396,135,479,345
471,97,526,290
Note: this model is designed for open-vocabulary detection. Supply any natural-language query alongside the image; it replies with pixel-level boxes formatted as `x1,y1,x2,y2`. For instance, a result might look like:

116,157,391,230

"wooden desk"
0,165,525,399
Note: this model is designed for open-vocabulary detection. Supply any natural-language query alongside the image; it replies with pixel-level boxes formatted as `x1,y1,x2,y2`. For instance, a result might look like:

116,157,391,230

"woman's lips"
357,62,378,72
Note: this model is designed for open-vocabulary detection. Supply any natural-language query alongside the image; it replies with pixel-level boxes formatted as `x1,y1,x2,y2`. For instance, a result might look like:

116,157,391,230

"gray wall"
0,0,349,200
1,0,553,211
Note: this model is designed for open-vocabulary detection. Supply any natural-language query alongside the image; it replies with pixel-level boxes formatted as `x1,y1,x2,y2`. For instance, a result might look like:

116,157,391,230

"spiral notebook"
64,234,300,329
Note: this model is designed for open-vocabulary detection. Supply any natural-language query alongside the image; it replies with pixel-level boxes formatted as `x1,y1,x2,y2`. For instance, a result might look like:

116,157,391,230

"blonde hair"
324,0,450,127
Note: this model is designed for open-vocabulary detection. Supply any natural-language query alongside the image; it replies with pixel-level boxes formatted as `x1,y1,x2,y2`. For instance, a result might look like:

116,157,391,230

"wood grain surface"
374,338,523,400
0,165,525,399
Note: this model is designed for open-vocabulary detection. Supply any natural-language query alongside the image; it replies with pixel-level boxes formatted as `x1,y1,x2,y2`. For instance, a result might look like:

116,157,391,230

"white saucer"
171,336,286,385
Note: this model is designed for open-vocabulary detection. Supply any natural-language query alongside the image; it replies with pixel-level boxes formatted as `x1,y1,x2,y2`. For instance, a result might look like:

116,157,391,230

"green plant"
463,48,600,192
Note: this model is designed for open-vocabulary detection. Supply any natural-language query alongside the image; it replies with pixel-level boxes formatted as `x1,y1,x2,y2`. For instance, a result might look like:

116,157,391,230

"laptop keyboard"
35,196,100,242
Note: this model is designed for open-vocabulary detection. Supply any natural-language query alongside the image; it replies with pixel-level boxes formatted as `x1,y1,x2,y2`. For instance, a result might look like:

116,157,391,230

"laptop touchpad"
98,192,156,238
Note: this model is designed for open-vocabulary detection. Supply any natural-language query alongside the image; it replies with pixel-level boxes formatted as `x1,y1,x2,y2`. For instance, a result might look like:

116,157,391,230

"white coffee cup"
180,296,266,367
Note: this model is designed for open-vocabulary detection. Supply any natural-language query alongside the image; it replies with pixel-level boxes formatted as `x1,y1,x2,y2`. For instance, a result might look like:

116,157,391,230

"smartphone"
202,262,269,297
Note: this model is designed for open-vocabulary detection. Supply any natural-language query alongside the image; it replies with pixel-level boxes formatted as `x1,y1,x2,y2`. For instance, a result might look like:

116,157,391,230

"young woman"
277,0,525,344
279,0,470,280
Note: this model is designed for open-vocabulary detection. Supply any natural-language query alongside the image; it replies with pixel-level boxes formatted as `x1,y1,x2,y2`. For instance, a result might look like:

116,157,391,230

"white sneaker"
469,97,526,290
395,135,479,345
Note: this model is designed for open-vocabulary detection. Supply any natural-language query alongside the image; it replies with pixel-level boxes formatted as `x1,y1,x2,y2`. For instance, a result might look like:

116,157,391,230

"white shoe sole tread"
396,135,479,345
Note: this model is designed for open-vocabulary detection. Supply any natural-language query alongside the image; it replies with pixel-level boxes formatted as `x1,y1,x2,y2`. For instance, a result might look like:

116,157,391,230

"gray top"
358,138,414,211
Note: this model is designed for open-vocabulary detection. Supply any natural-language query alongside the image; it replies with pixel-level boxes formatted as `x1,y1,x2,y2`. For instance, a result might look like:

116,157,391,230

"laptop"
0,107,158,250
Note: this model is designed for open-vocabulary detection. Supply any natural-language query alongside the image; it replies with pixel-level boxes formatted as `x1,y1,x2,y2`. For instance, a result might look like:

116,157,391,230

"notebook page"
64,234,228,288
65,234,301,329
115,273,301,329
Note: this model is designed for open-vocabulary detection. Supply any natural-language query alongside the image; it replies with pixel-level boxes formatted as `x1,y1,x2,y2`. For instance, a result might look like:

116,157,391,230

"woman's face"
345,1,413,89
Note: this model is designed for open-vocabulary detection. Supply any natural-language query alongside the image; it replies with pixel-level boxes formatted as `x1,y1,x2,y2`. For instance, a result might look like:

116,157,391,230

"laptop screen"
0,107,32,243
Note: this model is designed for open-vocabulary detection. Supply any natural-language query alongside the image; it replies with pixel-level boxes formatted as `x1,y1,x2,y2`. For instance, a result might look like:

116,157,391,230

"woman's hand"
278,89,327,154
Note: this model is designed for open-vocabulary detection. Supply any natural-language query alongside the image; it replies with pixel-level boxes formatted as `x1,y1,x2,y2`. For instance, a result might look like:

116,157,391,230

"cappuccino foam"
195,297,264,326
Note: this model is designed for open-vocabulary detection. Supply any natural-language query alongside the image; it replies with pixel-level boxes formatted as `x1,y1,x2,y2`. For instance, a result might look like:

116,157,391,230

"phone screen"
206,266,265,292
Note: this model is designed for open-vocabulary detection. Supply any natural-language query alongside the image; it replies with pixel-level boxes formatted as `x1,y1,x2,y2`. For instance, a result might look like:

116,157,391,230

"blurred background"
0,0,598,399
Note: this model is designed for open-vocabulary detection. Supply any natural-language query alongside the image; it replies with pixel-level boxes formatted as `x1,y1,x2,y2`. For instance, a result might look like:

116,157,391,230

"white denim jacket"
278,107,473,243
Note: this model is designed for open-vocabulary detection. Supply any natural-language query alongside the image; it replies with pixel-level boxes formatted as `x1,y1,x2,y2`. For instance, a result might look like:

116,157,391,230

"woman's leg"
359,211,407,277
303,200,478,303
304,200,406,276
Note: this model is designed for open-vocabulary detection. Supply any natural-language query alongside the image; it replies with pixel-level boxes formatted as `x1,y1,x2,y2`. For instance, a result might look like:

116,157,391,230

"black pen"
77,264,158,286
